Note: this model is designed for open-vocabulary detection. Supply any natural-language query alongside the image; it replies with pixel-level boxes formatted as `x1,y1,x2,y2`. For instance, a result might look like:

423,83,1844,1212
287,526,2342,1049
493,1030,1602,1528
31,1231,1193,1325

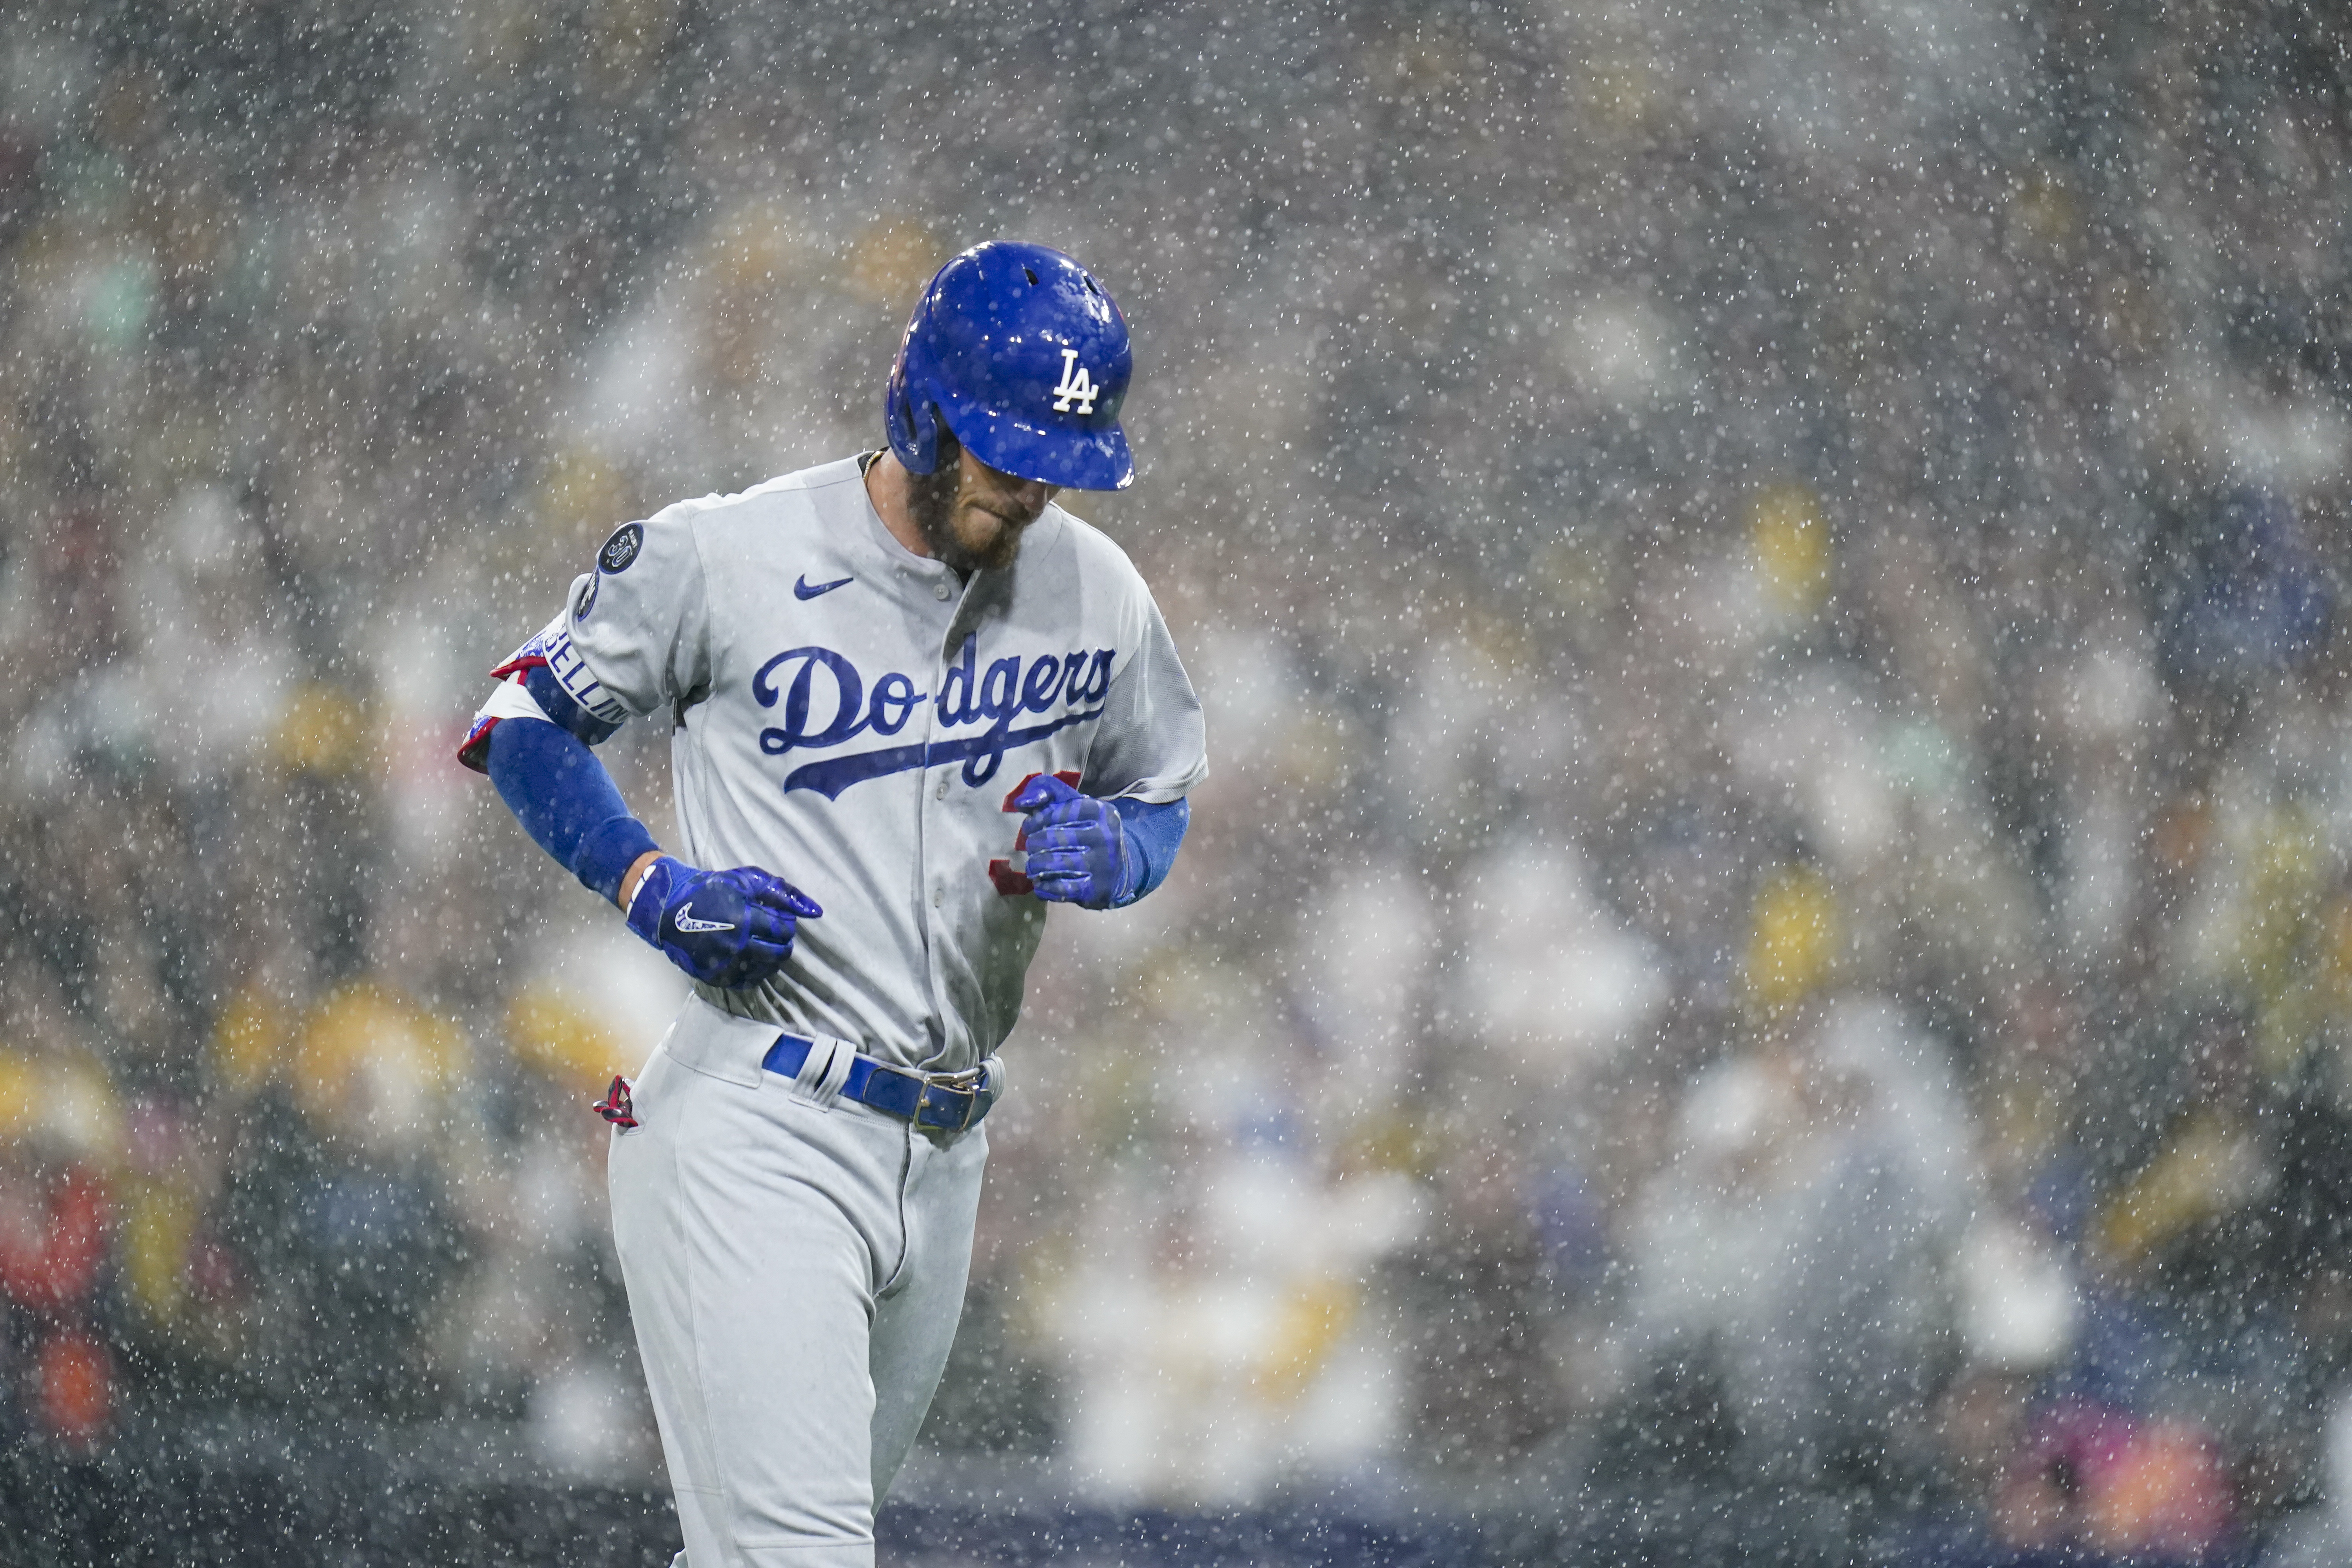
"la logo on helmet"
1050,348,1099,415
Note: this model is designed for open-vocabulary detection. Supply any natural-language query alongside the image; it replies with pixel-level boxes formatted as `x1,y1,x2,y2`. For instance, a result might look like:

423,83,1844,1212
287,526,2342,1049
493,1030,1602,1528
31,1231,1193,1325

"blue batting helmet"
884,241,1134,491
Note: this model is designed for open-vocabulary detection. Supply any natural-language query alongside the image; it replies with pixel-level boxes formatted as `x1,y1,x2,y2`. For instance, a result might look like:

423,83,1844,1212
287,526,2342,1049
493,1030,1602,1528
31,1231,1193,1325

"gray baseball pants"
608,1000,989,1568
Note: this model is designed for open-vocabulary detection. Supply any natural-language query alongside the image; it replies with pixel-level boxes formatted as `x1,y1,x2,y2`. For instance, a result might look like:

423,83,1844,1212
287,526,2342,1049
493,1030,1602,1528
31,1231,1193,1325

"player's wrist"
617,850,667,912
1107,817,1142,908
578,815,661,904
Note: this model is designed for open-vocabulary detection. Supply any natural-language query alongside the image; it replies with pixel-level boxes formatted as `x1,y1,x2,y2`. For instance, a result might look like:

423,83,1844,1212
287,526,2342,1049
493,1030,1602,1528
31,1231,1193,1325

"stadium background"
4,1,2352,1563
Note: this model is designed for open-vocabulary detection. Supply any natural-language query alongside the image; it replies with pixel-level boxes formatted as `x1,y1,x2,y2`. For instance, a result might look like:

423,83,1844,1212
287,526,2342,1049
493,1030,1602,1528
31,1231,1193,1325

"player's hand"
1009,775,1133,910
624,856,823,987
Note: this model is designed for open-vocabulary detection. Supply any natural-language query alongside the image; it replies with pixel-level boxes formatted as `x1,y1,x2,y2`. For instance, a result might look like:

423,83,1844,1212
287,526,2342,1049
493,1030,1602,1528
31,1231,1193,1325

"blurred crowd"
6,0,2352,1560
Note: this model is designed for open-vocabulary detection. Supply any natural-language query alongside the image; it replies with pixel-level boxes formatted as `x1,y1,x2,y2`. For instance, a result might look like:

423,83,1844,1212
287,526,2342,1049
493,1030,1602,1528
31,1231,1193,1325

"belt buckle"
922,1065,986,1132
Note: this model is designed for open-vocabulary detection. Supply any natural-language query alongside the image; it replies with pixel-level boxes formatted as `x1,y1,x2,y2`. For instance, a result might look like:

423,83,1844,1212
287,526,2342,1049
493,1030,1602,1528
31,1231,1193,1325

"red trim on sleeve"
456,713,501,775
488,653,552,681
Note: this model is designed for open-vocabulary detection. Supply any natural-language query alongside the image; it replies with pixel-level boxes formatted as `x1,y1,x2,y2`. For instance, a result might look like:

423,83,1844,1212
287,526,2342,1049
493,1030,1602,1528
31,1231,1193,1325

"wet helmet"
884,241,1134,491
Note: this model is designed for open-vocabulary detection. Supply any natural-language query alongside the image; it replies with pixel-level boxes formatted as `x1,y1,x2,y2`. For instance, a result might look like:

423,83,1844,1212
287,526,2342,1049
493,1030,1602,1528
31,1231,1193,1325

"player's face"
913,446,1058,574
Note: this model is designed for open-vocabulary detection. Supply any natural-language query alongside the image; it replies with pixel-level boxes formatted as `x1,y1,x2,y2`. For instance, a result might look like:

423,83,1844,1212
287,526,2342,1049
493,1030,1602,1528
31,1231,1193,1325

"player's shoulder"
646,455,868,537
1033,502,1150,590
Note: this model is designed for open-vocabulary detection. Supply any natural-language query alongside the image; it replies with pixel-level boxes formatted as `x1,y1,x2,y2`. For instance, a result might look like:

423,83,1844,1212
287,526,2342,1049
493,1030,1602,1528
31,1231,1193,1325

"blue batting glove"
624,857,823,987
1009,775,1134,910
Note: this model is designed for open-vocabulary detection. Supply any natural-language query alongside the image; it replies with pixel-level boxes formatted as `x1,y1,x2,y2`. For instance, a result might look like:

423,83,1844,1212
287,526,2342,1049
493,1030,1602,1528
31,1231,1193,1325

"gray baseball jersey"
532,454,1206,1074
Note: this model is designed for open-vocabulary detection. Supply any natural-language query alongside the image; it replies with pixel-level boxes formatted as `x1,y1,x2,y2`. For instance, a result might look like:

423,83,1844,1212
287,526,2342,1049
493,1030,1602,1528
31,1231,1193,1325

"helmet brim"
933,388,1135,492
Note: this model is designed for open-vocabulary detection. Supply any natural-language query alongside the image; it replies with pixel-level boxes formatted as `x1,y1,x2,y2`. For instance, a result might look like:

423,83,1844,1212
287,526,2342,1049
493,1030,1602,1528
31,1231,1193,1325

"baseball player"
458,241,1206,1566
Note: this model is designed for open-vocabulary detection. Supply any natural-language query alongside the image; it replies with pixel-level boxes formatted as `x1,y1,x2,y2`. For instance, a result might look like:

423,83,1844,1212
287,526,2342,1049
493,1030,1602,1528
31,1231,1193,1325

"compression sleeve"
485,717,660,904
1109,795,1189,907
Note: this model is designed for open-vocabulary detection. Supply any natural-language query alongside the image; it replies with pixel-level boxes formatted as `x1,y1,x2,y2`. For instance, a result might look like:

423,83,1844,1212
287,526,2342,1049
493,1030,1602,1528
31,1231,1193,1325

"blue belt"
759,1033,999,1132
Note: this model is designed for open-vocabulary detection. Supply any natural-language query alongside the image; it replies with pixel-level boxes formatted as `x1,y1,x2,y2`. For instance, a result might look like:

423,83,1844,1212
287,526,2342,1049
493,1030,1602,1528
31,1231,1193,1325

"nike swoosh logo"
794,574,854,601
673,904,737,934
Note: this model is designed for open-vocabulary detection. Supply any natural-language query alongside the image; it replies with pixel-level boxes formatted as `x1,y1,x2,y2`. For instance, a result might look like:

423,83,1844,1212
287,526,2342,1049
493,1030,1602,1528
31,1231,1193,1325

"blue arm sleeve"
521,661,624,745
1108,796,1189,907
485,717,660,904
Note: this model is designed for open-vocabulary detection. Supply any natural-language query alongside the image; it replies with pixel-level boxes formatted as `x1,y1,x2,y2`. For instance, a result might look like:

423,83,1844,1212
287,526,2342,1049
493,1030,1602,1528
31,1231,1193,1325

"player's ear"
927,423,962,472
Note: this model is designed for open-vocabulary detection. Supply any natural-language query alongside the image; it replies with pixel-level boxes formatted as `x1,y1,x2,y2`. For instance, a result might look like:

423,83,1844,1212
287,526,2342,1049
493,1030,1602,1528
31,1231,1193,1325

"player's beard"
908,433,1035,575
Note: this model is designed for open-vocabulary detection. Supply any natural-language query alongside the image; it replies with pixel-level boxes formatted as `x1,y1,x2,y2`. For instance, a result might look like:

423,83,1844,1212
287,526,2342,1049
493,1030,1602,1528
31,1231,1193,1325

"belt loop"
793,1036,854,1109
963,1056,1004,1131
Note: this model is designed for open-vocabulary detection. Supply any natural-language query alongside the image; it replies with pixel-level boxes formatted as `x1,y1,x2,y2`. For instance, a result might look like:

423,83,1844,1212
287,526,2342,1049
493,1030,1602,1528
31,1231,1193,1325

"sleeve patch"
598,523,644,573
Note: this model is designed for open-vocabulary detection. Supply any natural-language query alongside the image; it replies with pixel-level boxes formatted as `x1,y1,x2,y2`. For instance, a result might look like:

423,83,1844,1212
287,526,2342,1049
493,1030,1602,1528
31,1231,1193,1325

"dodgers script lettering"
752,635,1117,798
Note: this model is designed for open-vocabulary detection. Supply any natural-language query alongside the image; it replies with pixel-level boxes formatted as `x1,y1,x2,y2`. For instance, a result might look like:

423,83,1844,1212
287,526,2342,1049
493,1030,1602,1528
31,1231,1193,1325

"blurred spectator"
1619,992,1977,1491
1997,1399,2235,1558
0,1047,120,1451
215,981,468,1414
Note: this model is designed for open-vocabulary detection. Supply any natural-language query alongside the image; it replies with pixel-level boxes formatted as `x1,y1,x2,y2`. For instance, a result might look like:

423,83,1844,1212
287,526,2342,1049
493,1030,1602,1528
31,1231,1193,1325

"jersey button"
931,581,952,601
932,887,943,908
935,776,948,800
